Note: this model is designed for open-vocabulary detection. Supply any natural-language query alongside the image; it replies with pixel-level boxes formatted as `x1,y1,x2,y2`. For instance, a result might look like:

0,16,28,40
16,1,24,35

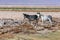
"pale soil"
0,11,60,20
0,31,60,40
0,11,60,40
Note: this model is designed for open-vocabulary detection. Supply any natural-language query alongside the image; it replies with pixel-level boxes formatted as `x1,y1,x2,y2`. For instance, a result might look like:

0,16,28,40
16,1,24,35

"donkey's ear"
37,12,40,14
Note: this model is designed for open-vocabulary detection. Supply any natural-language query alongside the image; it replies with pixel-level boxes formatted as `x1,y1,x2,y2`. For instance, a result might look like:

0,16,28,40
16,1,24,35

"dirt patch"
0,17,59,39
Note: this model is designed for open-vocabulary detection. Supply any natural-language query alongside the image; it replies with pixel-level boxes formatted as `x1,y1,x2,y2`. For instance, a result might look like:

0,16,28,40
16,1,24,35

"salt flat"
0,11,60,20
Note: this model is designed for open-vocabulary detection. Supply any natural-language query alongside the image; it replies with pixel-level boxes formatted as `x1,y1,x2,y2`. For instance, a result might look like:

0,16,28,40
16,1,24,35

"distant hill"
0,5,60,12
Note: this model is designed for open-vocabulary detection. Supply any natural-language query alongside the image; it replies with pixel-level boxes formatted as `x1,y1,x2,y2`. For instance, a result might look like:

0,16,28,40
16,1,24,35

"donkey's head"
37,12,41,18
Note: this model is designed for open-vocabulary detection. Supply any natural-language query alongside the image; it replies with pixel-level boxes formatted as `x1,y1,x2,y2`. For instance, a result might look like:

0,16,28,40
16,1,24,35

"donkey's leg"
48,18,52,25
22,19,25,24
29,20,31,24
23,17,25,21
41,18,44,25
33,20,37,28
22,17,26,24
36,19,38,26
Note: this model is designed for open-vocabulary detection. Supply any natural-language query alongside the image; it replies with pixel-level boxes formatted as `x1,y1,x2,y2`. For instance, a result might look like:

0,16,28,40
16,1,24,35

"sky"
0,0,60,6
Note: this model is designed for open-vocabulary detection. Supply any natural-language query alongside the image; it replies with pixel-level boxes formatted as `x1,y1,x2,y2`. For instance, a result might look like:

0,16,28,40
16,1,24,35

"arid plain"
0,6,60,40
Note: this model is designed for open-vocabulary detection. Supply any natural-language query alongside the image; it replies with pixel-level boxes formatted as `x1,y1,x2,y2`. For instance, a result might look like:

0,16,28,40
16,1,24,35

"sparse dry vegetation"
0,17,59,40
0,7,60,12
0,7,60,40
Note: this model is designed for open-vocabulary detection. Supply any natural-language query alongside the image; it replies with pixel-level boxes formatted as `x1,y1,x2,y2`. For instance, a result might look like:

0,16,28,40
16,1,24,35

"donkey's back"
23,13,38,21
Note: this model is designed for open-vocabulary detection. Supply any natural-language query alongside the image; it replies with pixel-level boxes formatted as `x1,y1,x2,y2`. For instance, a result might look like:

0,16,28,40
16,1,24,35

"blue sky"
0,0,60,6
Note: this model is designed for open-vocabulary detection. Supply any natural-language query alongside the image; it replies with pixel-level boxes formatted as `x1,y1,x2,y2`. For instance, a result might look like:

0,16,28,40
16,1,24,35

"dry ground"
0,11,60,40
0,11,60,20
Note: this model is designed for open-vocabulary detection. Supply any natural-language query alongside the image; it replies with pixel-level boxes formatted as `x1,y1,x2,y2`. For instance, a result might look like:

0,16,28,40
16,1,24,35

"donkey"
37,12,53,25
23,13,39,27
